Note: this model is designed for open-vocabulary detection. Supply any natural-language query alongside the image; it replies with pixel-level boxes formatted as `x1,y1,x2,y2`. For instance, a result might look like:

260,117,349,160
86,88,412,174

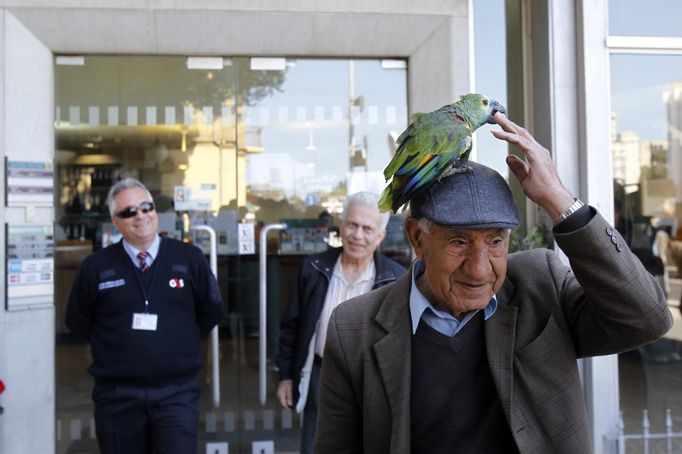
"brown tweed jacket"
314,213,672,454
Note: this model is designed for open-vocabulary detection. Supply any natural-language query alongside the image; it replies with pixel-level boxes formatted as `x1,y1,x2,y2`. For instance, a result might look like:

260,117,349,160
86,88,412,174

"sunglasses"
114,202,155,219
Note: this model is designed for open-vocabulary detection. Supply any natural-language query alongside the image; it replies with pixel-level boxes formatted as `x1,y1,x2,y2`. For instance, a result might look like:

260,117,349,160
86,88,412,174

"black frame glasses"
114,202,155,219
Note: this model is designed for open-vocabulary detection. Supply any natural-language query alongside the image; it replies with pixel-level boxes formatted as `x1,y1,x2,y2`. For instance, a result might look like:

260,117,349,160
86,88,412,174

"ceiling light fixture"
186,57,224,70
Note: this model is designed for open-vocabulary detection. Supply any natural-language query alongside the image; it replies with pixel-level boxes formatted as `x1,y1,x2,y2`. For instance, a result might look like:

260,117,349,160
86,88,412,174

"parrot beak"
487,100,507,124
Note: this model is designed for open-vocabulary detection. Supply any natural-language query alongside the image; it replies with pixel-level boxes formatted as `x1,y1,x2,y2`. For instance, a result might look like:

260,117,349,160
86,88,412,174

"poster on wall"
5,224,54,311
237,222,255,255
5,159,54,207
173,185,212,211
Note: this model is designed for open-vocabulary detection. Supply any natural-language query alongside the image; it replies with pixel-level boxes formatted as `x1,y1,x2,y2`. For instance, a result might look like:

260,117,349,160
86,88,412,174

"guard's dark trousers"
93,378,200,454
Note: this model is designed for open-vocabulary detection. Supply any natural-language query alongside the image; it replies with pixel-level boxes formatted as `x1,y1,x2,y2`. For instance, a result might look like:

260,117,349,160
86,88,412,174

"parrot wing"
379,93,506,213
383,113,426,180
379,112,472,213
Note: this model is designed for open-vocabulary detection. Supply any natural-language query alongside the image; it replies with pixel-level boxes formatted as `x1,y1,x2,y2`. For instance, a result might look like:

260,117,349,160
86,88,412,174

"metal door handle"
259,223,287,405
191,225,220,408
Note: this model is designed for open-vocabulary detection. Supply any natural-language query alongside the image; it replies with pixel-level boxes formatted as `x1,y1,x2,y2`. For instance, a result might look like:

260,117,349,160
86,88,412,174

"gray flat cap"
410,161,520,229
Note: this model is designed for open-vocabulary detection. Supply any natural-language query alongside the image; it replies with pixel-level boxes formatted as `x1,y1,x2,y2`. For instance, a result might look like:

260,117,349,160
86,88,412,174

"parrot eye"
482,98,489,106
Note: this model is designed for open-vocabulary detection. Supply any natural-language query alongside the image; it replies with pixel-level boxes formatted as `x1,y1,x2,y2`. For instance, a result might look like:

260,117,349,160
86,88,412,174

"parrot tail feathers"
387,158,442,213
383,152,408,180
378,186,394,213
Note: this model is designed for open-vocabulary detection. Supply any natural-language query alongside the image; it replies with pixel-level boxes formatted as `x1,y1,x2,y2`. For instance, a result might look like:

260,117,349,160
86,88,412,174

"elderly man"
66,178,223,454
314,115,672,453
276,191,407,454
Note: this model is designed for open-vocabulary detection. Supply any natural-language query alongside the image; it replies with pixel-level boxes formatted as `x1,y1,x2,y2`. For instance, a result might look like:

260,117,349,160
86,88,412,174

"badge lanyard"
132,256,159,314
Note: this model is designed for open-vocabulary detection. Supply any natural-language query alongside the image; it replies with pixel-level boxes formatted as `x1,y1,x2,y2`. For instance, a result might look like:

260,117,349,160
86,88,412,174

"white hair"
417,218,433,233
342,191,390,230
106,178,154,216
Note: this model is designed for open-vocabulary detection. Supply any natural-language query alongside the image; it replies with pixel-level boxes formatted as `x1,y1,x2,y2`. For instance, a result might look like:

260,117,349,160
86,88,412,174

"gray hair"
417,218,433,233
342,191,390,231
106,178,154,216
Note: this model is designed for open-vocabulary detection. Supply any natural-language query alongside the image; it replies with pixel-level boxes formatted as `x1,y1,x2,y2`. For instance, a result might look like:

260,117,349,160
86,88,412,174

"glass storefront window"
474,0,546,251
609,0,682,37
54,55,408,453
610,53,682,437
239,59,407,219
474,0,508,177
54,56,408,254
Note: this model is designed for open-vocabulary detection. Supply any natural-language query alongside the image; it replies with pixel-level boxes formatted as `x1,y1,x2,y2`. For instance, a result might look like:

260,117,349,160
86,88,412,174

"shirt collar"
123,235,161,261
333,255,375,285
409,260,498,334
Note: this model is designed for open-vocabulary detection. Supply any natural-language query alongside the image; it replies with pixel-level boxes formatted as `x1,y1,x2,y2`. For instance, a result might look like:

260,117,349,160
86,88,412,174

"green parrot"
378,93,506,213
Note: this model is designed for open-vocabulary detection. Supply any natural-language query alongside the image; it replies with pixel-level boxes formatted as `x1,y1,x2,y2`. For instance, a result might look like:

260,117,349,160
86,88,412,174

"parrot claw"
440,164,473,178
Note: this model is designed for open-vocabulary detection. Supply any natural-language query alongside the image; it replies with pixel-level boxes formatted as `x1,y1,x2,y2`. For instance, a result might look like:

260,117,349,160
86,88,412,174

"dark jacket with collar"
277,247,406,404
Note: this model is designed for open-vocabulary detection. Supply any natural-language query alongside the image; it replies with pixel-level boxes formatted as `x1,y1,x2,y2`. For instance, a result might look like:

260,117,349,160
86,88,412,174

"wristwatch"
554,198,584,225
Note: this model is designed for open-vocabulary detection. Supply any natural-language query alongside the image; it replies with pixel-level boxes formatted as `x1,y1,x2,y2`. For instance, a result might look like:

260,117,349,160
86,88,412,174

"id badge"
132,313,158,331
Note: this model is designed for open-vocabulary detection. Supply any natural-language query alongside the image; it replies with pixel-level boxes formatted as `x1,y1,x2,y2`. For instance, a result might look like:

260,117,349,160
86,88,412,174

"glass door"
54,55,409,453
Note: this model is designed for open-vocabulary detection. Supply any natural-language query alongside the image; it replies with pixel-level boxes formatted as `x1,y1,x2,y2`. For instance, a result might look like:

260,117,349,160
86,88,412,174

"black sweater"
66,237,224,386
411,312,518,454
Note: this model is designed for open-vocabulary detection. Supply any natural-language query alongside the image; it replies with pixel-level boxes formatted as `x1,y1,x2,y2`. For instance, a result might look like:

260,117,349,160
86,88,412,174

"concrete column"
409,5,473,114
0,10,56,454
575,1,619,452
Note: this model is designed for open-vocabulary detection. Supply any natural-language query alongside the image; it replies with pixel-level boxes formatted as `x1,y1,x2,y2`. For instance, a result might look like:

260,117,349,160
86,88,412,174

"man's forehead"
345,204,381,223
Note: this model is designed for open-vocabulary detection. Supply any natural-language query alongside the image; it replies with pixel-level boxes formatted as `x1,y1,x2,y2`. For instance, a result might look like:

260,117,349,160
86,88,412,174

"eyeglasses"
114,202,155,219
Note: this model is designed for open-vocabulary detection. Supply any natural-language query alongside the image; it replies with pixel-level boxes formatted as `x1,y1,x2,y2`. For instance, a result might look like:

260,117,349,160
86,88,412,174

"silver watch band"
554,198,584,225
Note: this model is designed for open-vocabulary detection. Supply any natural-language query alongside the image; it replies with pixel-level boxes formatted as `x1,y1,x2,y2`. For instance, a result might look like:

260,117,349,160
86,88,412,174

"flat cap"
410,161,520,229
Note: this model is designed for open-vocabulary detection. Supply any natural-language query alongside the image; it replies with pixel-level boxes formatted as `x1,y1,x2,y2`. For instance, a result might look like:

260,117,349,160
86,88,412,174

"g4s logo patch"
169,278,185,288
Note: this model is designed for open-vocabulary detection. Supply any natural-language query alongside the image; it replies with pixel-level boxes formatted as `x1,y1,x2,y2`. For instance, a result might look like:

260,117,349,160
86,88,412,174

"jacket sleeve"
65,259,96,341
553,211,672,356
314,309,363,454
190,246,224,338
276,260,307,381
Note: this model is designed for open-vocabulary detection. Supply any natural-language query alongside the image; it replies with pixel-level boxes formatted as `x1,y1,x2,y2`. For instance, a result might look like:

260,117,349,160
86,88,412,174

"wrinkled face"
405,218,509,317
340,203,386,262
111,187,158,249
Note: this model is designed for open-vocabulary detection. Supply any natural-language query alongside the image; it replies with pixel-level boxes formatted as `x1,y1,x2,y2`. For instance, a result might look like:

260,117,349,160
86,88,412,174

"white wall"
0,10,56,454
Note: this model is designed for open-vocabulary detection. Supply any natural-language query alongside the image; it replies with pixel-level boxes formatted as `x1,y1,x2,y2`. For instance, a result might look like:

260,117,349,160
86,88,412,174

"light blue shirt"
123,235,161,269
409,260,498,337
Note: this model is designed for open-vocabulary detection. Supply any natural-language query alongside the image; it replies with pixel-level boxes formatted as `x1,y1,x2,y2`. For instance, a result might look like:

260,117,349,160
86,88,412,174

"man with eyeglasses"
66,178,223,454
313,114,673,454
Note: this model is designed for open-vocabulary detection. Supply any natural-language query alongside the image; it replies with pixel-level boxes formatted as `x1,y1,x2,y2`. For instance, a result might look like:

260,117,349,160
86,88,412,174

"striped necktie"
137,251,150,272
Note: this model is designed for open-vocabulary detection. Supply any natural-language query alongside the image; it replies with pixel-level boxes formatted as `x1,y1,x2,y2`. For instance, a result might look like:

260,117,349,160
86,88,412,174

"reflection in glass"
241,59,408,226
473,0,508,177
610,53,682,438
609,0,682,37
54,55,409,453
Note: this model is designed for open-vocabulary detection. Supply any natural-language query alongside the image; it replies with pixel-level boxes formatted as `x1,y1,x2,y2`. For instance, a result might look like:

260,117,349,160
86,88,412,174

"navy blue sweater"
66,237,224,386
411,313,518,453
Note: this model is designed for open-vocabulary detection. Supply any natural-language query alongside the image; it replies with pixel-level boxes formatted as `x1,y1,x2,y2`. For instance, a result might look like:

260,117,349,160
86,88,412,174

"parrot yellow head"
455,93,507,127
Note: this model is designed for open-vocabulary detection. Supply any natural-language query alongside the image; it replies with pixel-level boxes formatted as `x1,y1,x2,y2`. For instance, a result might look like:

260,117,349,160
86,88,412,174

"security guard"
66,178,223,454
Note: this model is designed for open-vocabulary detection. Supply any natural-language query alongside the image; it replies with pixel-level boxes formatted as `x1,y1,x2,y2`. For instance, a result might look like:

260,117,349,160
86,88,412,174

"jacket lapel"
373,271,413,453
485,278,518,421
370,268,519,451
